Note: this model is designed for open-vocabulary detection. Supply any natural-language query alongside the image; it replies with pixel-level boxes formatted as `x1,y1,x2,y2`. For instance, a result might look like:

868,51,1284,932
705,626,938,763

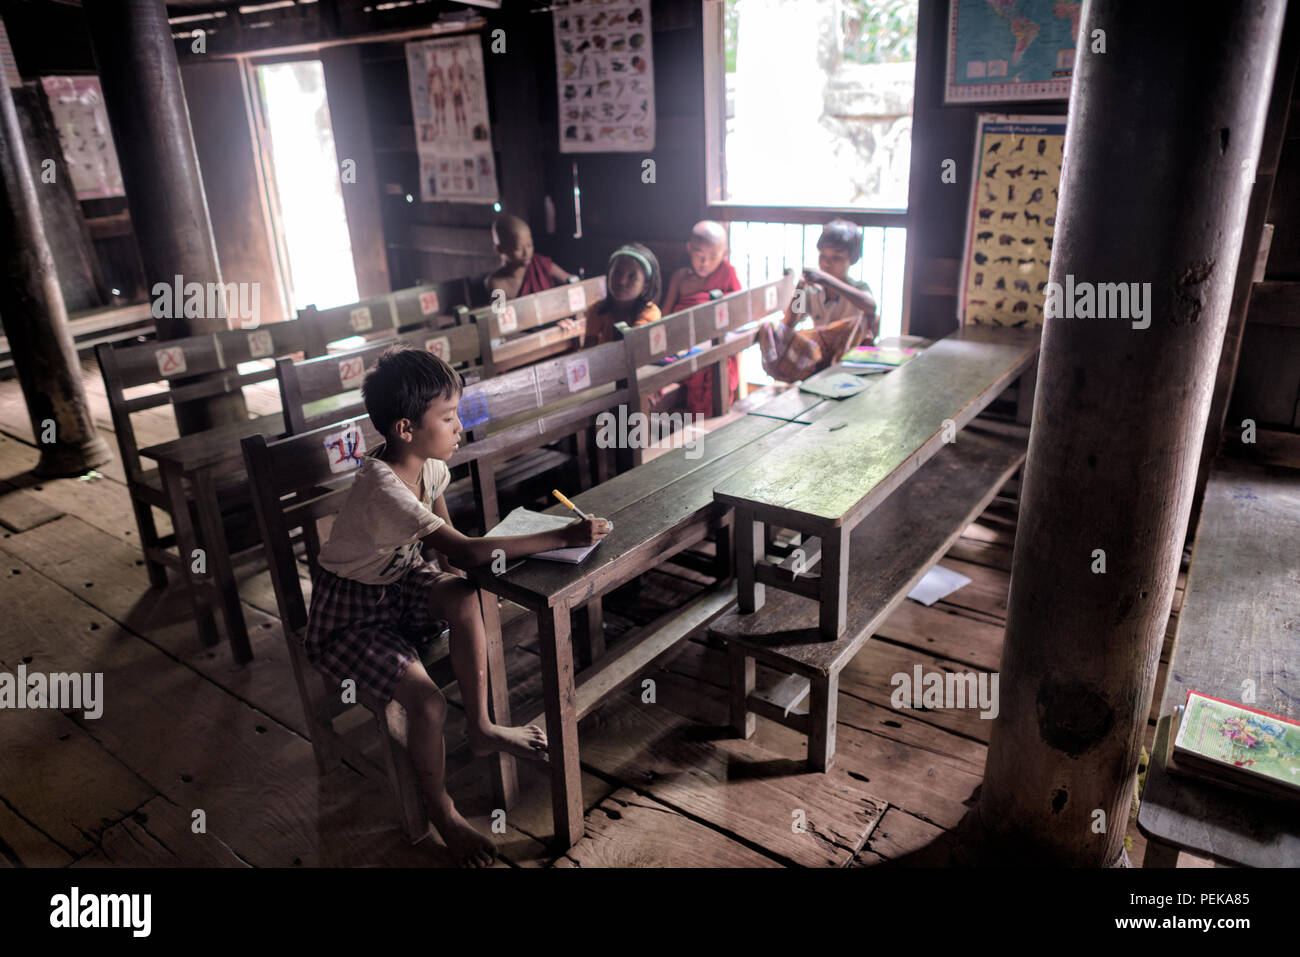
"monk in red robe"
661,221,744,416
486,214,575,300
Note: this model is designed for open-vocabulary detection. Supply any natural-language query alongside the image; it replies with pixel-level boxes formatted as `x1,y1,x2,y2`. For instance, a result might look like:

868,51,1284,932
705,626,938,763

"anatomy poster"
39,76,125,200
959,115,1066,327
553,0,655,153
405,35,498,204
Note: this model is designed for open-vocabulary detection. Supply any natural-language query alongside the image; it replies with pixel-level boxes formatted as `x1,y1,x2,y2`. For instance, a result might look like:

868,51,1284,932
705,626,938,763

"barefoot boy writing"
306,347,610,866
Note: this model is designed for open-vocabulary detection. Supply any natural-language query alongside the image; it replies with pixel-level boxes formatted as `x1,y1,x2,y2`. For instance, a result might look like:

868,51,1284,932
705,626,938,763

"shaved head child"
486,214,575,301
662,220,744,416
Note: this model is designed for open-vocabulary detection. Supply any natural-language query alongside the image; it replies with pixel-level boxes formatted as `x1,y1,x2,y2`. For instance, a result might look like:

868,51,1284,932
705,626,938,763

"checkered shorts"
304,561,456,703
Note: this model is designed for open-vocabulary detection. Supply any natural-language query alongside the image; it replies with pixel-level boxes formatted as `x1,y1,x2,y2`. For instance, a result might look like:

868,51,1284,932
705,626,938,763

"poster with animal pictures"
959,115,1066,327
553,0,655,153
406,35,499,203
39,76,125,200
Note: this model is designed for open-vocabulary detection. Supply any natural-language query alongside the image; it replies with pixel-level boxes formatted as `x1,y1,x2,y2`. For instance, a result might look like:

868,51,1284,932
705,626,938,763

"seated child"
661,221,744,417
486,214,575,301
760,219,878,383
306,347,610,866
583,243,663,348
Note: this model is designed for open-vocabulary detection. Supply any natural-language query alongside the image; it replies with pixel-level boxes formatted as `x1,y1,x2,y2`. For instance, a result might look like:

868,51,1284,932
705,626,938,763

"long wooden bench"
240,423,514,843
1137,458,1300,867
466,409,808,849
705,324,1040,770
715,324,1040,637
613,272,797,466
298,277,470,358
710,420,1028,770
96,321,307,660
455,276,606,377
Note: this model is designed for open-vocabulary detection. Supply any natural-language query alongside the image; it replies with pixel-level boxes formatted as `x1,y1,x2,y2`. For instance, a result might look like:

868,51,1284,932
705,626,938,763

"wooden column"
83,0,246,433
0,61,112,476
969,0,1285,866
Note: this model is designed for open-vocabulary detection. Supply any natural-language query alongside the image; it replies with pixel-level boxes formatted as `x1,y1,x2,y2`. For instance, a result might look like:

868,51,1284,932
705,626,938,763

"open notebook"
483,506,609,564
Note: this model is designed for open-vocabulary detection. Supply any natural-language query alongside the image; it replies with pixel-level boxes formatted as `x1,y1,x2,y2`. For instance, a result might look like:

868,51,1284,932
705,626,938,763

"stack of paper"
483,506,608,564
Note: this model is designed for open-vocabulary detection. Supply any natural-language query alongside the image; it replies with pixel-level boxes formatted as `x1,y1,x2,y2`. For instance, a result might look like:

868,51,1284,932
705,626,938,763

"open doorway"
249,58,359,313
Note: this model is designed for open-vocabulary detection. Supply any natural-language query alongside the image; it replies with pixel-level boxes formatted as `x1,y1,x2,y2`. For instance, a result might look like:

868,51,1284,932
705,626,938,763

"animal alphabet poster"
405,35,498,203
553,0,655,153
959,114,1066,326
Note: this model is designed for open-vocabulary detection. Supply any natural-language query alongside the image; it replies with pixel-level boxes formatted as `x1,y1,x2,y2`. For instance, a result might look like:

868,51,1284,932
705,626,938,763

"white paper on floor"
907,564,973,606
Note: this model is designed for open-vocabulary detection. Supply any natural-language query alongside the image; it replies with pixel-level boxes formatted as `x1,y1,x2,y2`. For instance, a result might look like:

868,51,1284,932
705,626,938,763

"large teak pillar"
0,59,112,476
84,0,247,432
969,0,1285,866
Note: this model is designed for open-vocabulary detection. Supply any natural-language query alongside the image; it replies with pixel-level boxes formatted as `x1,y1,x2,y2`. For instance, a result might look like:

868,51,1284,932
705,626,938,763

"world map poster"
958,114,1066,327
945,0,1082,103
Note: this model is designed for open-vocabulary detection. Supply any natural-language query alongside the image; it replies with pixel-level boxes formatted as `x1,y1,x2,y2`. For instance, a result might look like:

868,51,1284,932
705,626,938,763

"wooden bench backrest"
300,278,470,358
459,277,607,377
95,320,304,480
615,271,795,382
242,417,378,633
277,324,483,435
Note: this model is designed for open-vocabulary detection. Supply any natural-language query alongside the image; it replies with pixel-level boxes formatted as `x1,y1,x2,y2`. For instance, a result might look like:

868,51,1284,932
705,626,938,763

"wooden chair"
298,277,470,359
241,419,514,842
457,276,606,378
95,322,303,593
613,271,797,467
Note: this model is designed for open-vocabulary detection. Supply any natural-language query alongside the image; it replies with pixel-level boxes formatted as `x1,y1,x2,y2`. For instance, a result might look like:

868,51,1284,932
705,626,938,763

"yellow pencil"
552,489,590,519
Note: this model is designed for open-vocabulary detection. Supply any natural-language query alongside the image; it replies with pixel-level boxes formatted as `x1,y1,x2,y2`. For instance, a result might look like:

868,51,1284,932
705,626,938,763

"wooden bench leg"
592,423,613,485
537,603,584,849
573,599,606,669
711,359,727,419
194,468,253,664
736,507,765,613
130,496,169,589
819,525,850,637
729,644,756,739
713,513,734,582
1141,838,1181,868
160,461,220,649
808,672,839,772
573,427,592,491
471,458,500,533
479,590,518,812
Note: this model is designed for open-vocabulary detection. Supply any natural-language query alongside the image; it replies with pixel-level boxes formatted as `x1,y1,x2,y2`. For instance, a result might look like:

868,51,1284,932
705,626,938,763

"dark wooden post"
968,0,1286,866
83,0,247,433
0,59,112,476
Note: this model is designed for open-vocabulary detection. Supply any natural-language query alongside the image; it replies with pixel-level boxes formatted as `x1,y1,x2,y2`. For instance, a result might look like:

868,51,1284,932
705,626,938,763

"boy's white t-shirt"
318,454,452,585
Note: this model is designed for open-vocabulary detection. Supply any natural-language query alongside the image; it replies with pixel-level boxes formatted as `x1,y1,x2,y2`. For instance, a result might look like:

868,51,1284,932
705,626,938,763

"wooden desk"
715,325,1040,637
1137,459,1300,867
139,412,286,662
468,413,804,849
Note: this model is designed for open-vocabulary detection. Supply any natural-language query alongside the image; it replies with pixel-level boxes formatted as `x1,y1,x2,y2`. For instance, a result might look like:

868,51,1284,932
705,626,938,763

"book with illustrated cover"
1168,690,1300,801
841,345,918,371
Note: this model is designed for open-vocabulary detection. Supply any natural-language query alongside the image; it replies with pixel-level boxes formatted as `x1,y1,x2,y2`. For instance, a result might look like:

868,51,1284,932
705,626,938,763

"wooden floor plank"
555,789,781,868
873,600,1005,672
575,683,886,866
0,798,75,867
70,795,249,868
860,807,947,860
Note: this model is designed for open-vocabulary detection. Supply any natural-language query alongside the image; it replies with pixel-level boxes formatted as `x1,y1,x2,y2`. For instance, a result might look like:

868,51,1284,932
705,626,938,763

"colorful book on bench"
841,345,918,372
483,506,607,564
1168,690,1300,801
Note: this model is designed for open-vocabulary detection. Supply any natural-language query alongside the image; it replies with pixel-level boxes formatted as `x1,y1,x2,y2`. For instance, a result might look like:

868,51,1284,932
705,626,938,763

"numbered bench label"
349,307,373,332
565,356,591,393
714,302,730,330
247,330,274,359
155,346,187,377
418,291,440,316
568,285,587,311
323,425,366,474
764,285,778,311
648,325,667,356
338,356,366,390
497,305,518,335
425,336,450,360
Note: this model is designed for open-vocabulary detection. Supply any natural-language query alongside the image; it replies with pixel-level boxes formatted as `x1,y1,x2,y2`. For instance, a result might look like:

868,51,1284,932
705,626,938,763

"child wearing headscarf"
583,243,663,348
